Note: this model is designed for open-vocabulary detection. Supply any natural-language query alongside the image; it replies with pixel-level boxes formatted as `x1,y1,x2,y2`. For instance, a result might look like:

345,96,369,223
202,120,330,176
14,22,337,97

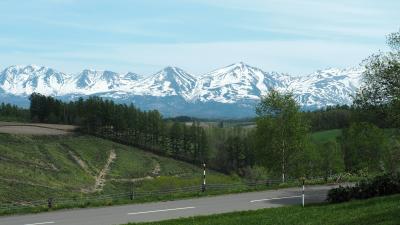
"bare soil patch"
0,122,77,135
151,162,161,176
68,151,92,175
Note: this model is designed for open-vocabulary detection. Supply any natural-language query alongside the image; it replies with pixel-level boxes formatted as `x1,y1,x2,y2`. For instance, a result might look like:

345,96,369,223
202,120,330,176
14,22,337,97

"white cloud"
113,40,385,75
0,40,387,76
191,0,399,41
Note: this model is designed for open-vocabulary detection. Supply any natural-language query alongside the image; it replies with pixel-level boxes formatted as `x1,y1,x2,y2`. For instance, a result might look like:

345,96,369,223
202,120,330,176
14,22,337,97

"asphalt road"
0,184,342,225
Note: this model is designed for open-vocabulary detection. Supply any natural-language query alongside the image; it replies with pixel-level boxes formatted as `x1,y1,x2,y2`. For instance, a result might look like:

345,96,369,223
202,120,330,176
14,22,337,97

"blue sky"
0,0,399,76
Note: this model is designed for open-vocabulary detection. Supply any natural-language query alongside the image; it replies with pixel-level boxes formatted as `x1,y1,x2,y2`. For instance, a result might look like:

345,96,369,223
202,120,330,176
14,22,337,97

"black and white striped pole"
130,181,134,200
202,162,206,192
301,177,305,207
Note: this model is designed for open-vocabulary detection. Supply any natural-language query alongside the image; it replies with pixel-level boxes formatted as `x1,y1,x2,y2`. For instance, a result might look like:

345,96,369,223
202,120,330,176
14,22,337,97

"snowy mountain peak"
288,67,364,108
130,66,197,99
3,64,45,74
192,62,283,103
228,61,252,68
159,66,197,82
76,69,102,88
73,69,123,93
226,61,248,69
103,70,119,80
0,65,66,95
211,62,257,76
163,66,181,72
123,72,141,81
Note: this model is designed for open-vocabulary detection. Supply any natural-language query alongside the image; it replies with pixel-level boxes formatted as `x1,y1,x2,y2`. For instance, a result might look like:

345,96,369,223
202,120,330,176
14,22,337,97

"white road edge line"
128,206,196,215
250,195,302,203
24,222,55,225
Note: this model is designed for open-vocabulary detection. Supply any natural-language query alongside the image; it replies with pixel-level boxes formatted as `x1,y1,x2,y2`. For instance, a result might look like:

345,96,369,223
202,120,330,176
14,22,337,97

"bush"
368,173,400,196
243,166,269,182
327,173,400,203
327,186,352,203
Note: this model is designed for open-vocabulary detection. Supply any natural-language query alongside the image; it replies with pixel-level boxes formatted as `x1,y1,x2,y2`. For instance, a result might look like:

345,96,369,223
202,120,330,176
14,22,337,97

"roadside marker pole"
302,178,305,207
202,163,206,192
47,198,53,209
130,182,134,200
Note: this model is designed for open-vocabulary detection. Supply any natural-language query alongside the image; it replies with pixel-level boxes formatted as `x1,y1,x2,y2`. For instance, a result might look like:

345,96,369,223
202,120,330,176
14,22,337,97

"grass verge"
0,177,356,216
127,194,400,225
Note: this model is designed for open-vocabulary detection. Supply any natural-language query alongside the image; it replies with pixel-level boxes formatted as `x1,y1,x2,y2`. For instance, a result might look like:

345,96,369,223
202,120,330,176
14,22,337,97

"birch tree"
255,90,310,182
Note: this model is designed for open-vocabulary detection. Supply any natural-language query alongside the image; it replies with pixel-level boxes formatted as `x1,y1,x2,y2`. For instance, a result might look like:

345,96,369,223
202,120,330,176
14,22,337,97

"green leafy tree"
383,138,400,174
255,90,310,182
340,122,387,173
355,29,400,127
198,128,209,163
169,122,182,157
319,141,344,181
0,102,29,122
388,29,400,51
244,165,269,182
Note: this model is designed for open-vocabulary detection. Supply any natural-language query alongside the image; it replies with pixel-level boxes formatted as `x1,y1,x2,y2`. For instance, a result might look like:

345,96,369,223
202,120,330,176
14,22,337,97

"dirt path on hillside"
68,150,92,175
93,149,116,192
110,176,154,183
65,147,117,193
151,162,161,176
110,161,161,183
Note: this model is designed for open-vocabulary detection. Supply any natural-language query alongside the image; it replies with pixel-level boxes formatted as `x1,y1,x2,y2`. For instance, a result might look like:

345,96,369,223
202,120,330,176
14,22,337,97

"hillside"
0,134,236,204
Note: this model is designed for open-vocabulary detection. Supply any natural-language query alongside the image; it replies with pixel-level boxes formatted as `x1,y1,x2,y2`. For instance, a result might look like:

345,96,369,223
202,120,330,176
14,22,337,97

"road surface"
0,184,342,225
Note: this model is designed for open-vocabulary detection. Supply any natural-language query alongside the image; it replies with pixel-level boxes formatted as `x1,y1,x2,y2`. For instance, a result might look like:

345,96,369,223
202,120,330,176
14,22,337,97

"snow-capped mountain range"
0,63,363,118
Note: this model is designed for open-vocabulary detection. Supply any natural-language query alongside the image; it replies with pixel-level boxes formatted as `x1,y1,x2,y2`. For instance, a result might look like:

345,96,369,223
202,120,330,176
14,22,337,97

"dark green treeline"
0,103,29,122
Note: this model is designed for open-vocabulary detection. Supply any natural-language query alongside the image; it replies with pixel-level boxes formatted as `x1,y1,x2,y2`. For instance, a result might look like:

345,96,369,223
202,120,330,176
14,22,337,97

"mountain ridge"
0,63,364,118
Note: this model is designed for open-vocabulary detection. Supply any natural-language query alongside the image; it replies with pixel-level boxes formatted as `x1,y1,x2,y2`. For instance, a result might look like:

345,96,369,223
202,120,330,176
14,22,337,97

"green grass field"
0,133,237,205
128,194,400,225
310,129,342,143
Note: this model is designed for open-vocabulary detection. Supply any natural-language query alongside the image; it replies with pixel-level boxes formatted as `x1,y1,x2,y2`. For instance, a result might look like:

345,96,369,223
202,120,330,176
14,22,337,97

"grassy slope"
0,129,351,204
0,134,236,204
129,194,400,225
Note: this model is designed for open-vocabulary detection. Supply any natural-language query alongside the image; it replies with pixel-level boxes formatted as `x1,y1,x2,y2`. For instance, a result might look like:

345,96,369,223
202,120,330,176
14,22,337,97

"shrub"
327,186,352,203
327,173,400,203
243,166,269,182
